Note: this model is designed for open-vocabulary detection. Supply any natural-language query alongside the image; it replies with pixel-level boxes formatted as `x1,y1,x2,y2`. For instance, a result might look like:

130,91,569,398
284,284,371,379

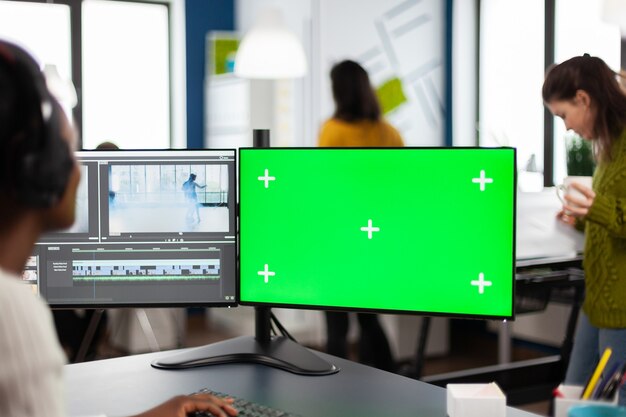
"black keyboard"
189,388,302,417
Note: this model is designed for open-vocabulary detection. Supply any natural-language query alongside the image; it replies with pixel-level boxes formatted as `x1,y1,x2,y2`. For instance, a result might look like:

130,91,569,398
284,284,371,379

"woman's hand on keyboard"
129,393,238,417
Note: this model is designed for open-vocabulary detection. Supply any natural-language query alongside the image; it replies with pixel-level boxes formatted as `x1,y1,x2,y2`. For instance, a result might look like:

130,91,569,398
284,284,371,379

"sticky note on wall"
376,77,408,115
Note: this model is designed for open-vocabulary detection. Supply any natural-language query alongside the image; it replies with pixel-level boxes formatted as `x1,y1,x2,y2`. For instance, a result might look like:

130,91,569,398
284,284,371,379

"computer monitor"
153,147,516,376
34,149,237,308
239,147,516,319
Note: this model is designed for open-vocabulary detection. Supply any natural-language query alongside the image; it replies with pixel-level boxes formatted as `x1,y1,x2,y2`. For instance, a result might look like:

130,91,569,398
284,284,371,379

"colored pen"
582,347,613,400
601,362,626,400
593,362,621,399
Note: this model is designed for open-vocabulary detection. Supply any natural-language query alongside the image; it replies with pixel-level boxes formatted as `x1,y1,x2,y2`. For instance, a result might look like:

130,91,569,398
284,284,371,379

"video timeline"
72,259,221,282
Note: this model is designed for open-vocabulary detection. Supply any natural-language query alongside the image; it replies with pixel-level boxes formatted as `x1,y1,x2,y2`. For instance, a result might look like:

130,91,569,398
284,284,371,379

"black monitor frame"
236,146,517,321
35,149,238,309
38,144,515,376
153,144,516,377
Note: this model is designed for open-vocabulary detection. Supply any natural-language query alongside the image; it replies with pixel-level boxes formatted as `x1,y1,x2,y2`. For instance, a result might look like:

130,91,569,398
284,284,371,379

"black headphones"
0,40,74,208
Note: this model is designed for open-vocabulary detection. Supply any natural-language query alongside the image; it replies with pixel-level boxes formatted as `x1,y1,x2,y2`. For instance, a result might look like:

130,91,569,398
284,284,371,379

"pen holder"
568,405,626,417
554,384,618,417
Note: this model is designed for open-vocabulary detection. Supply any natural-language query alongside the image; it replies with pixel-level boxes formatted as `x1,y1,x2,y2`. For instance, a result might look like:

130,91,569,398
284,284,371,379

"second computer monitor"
239,147,516,319
35,149,237,307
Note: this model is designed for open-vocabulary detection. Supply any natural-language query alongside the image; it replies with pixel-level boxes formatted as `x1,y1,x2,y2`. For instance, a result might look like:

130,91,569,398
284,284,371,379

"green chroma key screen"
239,148,516,319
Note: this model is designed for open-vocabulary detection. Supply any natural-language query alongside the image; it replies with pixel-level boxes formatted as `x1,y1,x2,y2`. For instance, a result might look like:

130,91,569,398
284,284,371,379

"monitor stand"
151,307,339,376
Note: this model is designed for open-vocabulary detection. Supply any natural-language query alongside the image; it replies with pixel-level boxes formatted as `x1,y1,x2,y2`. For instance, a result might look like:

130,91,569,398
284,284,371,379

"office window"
131,165,147,195
552,0,621,184
82,0,170,150
160,165,176,192
0,1,72,112
0,0,172,150
146,165,161,196
479,0,545,191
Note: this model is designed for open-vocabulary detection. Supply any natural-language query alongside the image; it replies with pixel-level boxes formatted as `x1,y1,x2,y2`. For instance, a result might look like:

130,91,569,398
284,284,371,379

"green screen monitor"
239,147,516,320
153,147,516,376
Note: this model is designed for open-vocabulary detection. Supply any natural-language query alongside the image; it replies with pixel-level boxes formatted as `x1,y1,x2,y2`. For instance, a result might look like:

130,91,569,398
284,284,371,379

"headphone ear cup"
0,40,75,208
17,99,75,208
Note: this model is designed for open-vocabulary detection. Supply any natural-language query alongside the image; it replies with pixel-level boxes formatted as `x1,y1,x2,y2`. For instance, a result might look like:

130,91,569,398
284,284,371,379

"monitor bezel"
41,148,239,309
237,146,517,320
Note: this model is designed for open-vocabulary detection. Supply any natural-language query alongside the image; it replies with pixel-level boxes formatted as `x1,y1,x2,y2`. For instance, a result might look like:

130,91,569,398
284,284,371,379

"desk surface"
516,254,582,270
66,345,542,417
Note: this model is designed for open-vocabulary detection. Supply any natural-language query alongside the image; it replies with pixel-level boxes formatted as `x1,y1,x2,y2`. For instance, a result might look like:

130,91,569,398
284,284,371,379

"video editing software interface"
32,150,237,307
239,148,516,319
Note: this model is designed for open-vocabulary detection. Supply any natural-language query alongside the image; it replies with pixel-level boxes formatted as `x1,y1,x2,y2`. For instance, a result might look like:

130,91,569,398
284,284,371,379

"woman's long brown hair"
542,55,626,162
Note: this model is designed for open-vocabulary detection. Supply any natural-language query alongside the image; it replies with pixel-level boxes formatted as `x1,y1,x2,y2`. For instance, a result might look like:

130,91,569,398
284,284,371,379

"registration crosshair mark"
258,264,275,283
360,219,380,239
258,169,276,188
471,272,492,294
471,170,493,191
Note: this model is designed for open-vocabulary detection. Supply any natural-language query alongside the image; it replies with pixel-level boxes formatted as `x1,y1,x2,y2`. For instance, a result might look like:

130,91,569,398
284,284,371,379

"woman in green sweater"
543,54,626,405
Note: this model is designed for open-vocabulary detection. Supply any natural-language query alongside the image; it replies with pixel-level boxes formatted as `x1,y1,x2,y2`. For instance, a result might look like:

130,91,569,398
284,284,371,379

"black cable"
270,312,296,342
269,312,283,337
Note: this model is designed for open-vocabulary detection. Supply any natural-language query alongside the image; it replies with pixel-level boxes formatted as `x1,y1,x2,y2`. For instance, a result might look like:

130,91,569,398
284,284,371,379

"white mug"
556,176,593,207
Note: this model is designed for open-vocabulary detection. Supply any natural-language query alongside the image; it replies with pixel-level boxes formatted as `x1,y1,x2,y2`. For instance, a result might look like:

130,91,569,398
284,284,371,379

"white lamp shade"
603,0,626,35
235,9,307,79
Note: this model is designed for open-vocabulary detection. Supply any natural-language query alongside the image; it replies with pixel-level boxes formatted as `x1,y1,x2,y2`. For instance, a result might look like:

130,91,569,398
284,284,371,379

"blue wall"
445,0,453,147
185,0,235,149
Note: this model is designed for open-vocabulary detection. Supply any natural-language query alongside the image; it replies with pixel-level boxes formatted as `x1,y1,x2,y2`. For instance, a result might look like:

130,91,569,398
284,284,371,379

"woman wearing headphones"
0,40,237,417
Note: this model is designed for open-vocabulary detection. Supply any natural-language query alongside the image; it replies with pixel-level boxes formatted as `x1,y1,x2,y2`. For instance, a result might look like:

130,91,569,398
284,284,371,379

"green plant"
566,133,595,176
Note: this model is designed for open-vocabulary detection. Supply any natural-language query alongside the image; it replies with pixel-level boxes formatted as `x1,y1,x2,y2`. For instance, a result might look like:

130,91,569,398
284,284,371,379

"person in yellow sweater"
319,60,403,148
318,60,402,372
543,54,626,405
